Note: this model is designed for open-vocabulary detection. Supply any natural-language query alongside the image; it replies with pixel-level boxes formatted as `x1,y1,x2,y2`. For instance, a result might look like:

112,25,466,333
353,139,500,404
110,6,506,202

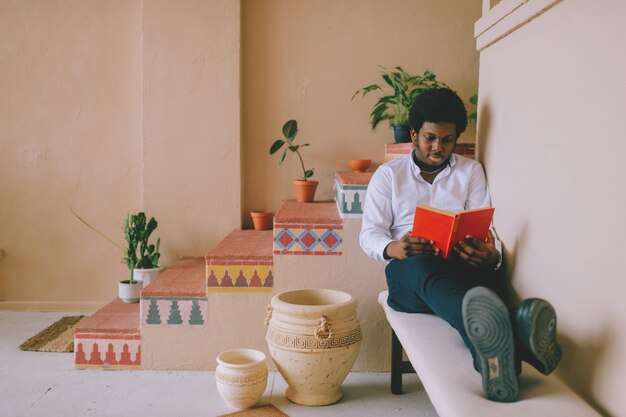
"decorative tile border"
335,179,368,218
140,297,208,328
74,333,141,370
273,224,343,255
206,261,274,291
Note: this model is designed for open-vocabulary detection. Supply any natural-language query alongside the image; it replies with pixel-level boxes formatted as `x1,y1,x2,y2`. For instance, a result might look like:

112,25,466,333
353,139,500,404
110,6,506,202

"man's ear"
410,128,418,141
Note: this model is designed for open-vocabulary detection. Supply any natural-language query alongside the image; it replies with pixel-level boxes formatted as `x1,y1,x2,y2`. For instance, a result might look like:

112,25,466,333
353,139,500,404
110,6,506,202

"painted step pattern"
205,230,274,292
335,172,373,218
273,201,343,255
74,299,141,369
141,257,208,328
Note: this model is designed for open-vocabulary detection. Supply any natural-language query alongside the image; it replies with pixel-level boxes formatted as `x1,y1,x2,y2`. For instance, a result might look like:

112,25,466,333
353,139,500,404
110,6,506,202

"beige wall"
143,1,241,266
477,0,626,415
0,1,144,306
1,0,479,305
0,1,241,306
242,0,481,227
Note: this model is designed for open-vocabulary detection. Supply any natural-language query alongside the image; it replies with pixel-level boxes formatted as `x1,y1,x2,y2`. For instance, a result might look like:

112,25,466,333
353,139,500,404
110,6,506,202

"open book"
411,205,495,259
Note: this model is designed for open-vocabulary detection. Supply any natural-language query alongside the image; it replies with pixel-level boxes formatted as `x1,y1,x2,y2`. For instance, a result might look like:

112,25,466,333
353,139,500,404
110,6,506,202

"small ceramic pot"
347,159,372,172
118,280,143,303
293,179,318,203
216,348,268,409
133,267,164,288
250,211,273,231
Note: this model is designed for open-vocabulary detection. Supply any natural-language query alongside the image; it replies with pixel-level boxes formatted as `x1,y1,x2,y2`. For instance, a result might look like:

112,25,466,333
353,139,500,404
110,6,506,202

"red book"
411,205,495,259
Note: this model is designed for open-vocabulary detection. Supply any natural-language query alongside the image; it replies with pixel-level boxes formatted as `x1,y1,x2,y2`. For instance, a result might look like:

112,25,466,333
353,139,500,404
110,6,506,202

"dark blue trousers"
385,254,500,361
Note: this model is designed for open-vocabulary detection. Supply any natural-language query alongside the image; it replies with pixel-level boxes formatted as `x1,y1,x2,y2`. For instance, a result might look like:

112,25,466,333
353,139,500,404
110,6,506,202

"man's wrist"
383,244,394,260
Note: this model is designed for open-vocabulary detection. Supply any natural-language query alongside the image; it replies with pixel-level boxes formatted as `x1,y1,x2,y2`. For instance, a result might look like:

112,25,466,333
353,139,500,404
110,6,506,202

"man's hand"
385,232,439,260
453,231,500,269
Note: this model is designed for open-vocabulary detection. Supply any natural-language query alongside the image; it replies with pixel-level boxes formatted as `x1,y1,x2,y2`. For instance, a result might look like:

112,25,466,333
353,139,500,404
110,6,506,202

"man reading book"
360,87,562,402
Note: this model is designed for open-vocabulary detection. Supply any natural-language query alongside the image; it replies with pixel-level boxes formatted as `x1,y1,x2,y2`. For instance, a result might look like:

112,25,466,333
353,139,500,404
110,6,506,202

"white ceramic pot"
118,280,143,303
133,267,164,288
265,288,361,406
216,348,268,409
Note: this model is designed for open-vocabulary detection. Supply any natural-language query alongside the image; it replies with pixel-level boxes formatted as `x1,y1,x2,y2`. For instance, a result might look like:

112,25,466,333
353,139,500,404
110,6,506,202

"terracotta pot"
118,279,142,303
293,179,318,203
133,267,164,288
265,289,362,406
347,159,372,173
216,348,268,410
250,211,273,231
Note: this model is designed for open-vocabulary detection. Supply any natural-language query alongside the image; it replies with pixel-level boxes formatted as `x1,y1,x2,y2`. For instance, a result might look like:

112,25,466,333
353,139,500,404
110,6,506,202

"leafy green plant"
269,119,314,181
468,94,478,123
71,208,160,283
124,212,161,272
352,67,448,129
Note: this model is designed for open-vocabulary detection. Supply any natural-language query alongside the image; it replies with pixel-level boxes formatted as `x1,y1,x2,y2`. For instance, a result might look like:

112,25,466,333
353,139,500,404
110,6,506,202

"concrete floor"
0,311,438,417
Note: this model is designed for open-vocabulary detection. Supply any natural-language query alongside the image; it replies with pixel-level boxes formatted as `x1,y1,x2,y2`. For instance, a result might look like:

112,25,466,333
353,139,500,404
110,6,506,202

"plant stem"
70,207,125,252
295,150,307,180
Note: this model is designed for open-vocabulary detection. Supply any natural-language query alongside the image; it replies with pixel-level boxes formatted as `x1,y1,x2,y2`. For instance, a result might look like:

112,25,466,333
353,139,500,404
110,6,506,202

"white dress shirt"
359,151,501,263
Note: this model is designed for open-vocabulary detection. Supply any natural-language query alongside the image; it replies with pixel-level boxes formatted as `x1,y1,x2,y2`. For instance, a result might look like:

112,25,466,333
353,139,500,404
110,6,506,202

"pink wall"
477,0,626,414
242,0,481,227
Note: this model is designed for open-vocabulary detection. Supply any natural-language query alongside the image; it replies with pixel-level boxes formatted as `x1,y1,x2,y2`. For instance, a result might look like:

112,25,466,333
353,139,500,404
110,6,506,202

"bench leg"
391,329,403,394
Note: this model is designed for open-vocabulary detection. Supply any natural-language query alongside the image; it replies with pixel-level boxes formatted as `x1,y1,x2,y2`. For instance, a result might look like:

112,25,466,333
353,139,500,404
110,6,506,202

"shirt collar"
409,149,457,174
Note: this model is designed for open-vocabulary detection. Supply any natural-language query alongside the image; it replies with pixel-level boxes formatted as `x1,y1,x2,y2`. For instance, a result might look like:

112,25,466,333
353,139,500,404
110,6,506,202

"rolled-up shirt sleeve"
360,167,394,261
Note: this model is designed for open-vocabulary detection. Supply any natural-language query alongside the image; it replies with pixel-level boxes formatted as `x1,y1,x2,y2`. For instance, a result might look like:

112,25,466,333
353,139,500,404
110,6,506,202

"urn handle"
264,305,273,327
314,315,333,341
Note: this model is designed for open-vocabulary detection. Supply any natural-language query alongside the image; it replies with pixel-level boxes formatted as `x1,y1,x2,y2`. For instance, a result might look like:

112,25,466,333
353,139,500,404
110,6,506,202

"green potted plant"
352,67,448,143
125,212,162,290
269,119,317,203
71,209,162,303
468,93,478,124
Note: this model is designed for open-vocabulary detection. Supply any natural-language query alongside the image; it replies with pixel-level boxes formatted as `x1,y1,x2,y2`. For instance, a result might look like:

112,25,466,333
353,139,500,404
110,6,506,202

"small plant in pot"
124,212,162,290
72,209,162,303
269,119,317,203
352,67,448,143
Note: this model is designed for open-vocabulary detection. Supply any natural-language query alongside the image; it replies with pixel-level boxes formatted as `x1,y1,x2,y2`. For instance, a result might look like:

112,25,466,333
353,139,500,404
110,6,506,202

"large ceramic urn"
265,289,362,406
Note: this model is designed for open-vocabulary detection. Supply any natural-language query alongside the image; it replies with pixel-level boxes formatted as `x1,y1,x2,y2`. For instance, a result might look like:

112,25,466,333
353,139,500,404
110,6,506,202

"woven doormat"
19,316,84,353
217,404,288,417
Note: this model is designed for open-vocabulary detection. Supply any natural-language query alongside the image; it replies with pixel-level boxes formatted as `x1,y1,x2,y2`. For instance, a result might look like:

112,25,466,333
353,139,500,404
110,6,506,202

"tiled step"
384,142,476,161
271,200,389,372
205,229,274,292
140,257,208,329
74,299,141,370
335,172,373,218
273,200,343,255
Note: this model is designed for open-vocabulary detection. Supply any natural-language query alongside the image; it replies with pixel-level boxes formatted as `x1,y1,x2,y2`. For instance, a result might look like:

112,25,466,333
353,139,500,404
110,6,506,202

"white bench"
378,290,600,417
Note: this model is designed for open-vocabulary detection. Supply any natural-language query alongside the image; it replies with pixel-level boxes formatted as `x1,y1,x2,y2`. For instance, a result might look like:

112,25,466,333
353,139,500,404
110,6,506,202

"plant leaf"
279,149,287,164
269,139,285,155
283,120,298,142
304,169,314,179
351,84,382,100
469,94,478,105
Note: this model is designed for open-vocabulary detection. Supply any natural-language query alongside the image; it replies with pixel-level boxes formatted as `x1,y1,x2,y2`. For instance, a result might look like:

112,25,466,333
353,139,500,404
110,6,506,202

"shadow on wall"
476,99,492,169
558,331,613,417
501,222,613,417
478,100,613,416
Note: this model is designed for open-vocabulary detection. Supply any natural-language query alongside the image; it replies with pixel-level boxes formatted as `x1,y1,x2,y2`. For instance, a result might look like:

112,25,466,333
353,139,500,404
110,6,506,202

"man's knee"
386,254,442,277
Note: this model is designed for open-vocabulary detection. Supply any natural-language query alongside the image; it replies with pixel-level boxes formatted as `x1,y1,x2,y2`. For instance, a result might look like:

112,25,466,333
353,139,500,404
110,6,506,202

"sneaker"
515,298,562,375
463,287,519,402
